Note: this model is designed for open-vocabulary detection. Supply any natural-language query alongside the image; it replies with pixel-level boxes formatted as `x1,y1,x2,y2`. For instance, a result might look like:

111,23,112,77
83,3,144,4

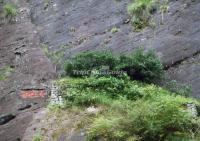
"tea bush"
57,78,112,106
56,76,143,106
116,49,164,83
56,76,199,107
64,49,164,84
87,94,200,141
64,51,118,77
56,76,200,140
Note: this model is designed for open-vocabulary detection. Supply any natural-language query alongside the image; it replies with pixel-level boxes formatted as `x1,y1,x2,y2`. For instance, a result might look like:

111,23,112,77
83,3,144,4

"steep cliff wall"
28,0,200,96
0,0,55,140
0,0,200,140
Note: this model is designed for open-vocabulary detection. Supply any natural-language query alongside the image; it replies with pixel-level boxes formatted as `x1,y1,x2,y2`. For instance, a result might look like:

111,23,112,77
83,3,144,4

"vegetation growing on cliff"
111,27,120,33
49,49,200,141
127,0,156,31
64,49,164,83
0,66,14,81
127,0,169,31
56,75,200,141
3,3,17,22
87,95,200,141
33,134,43,141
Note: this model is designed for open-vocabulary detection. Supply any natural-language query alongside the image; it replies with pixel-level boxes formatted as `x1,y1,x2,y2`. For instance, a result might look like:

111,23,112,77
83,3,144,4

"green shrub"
56,77,113,106
57,76,147,106
111,27,119,33
0,66,14,81
33,134,43,141
130,16,149,31
3,3,17,22
127,0,155,15
64,49,164,84
116,49,164,83
87,94,200,141
0,71,6,81
57,77,121,106
56,76,197,107
64,51,119,77
127,0,157,31
81,76,126,96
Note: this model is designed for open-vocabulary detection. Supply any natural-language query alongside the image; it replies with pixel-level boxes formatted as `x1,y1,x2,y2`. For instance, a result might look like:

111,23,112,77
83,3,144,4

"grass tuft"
3,3,17,22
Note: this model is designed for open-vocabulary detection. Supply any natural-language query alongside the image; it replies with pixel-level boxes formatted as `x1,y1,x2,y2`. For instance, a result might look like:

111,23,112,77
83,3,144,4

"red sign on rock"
20,90,45,99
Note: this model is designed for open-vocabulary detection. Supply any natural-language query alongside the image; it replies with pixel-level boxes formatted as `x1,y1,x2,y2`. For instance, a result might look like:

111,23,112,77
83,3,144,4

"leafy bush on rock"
64,49,164,84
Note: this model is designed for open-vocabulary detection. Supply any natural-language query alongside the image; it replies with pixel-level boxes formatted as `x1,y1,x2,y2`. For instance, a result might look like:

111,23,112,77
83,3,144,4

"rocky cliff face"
0,0,55,141
0,0,200,140
28,0,200,96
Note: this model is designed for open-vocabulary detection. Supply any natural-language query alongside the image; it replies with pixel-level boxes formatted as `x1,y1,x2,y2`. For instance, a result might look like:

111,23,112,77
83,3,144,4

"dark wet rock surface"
0,114,16,125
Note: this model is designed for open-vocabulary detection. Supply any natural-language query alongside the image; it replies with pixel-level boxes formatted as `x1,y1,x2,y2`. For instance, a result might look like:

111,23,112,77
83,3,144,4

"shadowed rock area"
167,54,200,99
